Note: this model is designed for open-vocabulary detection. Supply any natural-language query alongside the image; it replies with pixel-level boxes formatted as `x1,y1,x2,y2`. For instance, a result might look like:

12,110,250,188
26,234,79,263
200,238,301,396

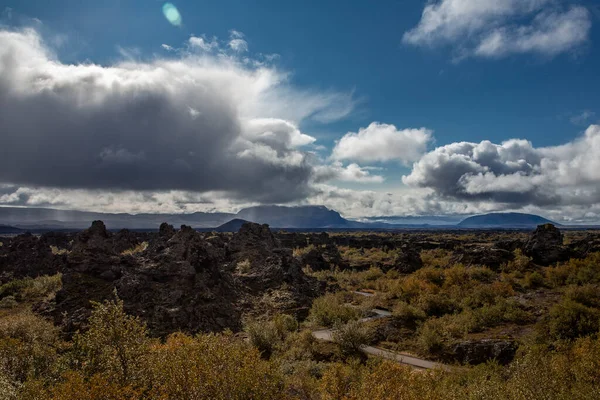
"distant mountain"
213,219,250,232
458,213,557,228
0,207,234,230
236,205,356,228
0,225,23,234
0,206,562,231
0,205,358,230
361,215,466,226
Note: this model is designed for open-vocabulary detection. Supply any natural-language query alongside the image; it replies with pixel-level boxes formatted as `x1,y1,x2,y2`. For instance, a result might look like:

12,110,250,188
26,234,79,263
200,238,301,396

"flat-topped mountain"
236,205,351,228
458,213,557,228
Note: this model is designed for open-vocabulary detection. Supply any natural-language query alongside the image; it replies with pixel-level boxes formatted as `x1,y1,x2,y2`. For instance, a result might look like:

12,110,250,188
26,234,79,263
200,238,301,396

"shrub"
502,249,532,273
0,275,62,302
21,274,62,299
524,271,545,289
420,249,452,268
35,372,142,400
244,319,279,358
148,333,283,400
468,266,496,283
414,267,445,286
565,284,600,308
121,242,148,256
50,245,70,255
273,314,299,336
0,296,17,309
467,299,532,332
0,279,32,299
73,297,149,385
546,299,600,341
308,293,360,327
392,302,426,330
332,321,372,356
415,293,457,317
236,259,251,274
319,362,360,400
293,244,315,258
0,311,61,383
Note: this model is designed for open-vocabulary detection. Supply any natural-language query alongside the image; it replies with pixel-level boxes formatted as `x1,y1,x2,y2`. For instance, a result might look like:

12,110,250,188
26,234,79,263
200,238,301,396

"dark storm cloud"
0,28,354,203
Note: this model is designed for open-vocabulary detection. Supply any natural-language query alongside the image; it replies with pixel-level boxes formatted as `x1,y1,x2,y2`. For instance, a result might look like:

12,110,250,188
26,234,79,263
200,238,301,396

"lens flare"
162,3,182,26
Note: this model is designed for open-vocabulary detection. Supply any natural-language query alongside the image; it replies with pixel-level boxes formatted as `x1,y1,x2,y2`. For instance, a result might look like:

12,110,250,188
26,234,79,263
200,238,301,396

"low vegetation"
2,229,600,398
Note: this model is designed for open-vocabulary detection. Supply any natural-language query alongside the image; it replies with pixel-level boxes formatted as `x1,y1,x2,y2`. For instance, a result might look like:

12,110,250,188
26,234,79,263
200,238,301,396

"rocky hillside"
0,221,323,336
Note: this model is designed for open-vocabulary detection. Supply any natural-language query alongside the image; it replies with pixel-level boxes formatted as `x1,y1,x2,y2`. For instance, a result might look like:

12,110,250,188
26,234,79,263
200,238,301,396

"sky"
1,0,600,223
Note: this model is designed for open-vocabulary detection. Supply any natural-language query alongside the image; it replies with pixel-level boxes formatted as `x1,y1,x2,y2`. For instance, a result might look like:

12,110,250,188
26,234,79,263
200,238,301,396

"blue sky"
1,0,600,223
8,0,600,146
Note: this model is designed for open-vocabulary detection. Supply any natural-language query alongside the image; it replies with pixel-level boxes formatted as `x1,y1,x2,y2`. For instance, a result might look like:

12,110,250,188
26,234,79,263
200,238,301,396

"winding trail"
311,291,450,371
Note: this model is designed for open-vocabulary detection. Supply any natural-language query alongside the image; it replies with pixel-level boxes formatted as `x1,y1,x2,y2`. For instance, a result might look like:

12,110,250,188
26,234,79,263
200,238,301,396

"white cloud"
228,30,248,53
314,162,385,184
403,0,591,59
188,35,219,51
331,122,432,164
0,27,356,204
403,125,600,208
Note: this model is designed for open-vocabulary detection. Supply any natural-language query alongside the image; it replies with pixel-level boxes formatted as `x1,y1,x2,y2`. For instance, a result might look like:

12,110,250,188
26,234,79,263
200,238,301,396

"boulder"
451,246,514,270
451,339,518,365
159,222,176,239
389,245,423,273
524,224,570,265
298,244,346,271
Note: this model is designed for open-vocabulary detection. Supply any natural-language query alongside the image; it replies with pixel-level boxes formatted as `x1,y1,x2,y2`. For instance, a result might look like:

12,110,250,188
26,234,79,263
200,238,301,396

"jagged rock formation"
46,221,322,335
0,232,68,282
297,243,347,272
389,245,423,273
229,223,323,320
524,224,570,266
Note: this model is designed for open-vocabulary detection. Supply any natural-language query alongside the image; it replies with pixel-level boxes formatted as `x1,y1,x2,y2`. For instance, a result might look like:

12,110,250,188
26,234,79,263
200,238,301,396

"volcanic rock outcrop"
451,339,518,365
48,220,321,336
524,224,570,266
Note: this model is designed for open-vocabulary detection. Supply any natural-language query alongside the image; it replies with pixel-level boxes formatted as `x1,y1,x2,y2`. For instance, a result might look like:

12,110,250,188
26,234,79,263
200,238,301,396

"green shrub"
469,299,533,332
245,320,279,358
308,293,360,327
546,299,600,341
0,275,62,302
565,284,600,308
73,297,149,384
415,293,457,317
0,296,18,309
502,249,532,273
332,320,372,356
524,271,545,289
391,302,426,330
416,318,448,355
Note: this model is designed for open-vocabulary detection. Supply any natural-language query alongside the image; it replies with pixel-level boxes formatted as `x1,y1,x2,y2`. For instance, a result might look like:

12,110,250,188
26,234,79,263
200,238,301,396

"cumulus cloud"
403,0,591,59
403,125,600,208
314,162,385,184
0,28,357,203
228,30,248,53
331,123,432,164
189,35,219,52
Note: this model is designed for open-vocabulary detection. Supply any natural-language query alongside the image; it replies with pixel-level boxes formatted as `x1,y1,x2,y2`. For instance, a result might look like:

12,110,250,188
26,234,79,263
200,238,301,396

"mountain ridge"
458,213,557,228
0,206,569,230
